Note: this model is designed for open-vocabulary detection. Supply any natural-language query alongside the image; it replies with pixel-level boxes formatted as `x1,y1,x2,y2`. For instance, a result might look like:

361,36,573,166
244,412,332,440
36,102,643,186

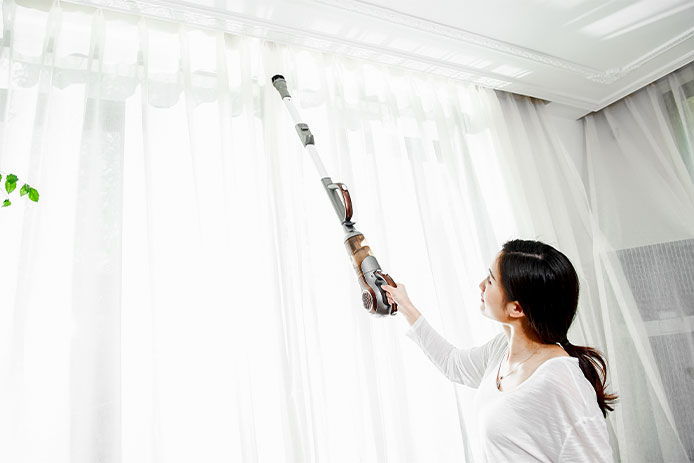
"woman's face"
479,253,510,322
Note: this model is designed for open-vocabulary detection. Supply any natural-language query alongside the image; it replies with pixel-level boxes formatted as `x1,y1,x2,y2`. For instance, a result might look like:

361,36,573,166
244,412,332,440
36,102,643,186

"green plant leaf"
2,199,10,207
20,184,30,196
28,188,39,202
5,174,17,194
5,180,16,194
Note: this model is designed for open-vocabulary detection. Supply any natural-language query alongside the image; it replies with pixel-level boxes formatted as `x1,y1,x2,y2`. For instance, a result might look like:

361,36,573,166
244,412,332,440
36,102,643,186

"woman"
382,239,617,462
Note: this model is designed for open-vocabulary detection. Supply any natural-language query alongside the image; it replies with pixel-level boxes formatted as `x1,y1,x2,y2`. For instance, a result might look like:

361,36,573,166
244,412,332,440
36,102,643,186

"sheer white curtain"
0,2,513,461
583,62,694,462
0,1,690,462
478,79,693,461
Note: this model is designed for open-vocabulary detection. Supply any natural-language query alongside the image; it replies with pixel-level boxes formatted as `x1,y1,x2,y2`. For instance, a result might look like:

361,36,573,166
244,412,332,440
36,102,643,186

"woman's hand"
382,283,421,325
381,282,411,307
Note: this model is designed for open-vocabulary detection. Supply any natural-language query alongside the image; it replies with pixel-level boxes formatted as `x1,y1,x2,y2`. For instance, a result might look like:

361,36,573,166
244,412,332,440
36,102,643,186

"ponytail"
499,239,619,418
561,341,618,417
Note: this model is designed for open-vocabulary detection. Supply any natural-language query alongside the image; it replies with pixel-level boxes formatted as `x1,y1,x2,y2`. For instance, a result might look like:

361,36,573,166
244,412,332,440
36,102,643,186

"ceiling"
66,0,694,119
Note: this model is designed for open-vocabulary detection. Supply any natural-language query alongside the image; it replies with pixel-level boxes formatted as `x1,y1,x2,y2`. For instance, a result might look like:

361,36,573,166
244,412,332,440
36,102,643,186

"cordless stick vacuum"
271,75,398,316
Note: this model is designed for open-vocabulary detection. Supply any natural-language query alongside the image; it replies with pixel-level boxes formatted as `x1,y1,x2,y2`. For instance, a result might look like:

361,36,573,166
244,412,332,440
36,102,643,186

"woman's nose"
479,279,485,291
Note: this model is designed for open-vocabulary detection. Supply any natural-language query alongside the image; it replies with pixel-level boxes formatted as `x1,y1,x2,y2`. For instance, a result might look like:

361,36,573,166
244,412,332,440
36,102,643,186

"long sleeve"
559,416,613,462
406,317,506,388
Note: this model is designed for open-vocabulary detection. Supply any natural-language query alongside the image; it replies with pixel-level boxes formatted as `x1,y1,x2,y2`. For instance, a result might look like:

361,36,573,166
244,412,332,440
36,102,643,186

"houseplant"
1,173,39,207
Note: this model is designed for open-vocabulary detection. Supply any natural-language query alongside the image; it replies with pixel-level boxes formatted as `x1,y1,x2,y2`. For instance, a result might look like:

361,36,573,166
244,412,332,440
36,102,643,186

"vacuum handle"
376,271,398,314
327,182,353,223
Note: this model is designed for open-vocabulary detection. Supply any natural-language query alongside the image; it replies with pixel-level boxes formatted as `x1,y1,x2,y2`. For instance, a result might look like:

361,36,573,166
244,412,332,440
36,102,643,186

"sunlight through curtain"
0,1,691,462
583,62,694,462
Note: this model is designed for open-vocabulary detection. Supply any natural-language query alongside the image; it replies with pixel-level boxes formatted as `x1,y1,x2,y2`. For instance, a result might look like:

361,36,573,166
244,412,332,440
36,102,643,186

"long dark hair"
499,239,618,417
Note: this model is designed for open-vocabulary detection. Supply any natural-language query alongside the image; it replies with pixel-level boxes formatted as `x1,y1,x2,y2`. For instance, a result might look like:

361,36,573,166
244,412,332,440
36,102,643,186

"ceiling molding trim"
60,0,600,110
310,0,602,77
596,50,694,109
586,27,694,84
312,0,694,86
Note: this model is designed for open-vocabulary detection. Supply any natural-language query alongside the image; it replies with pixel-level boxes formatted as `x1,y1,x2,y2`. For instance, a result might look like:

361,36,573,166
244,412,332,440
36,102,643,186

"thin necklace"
496,344,542,391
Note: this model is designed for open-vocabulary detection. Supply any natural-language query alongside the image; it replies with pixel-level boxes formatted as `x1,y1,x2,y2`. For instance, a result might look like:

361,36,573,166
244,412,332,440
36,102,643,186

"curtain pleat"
584,62,694,462
1,0,692,461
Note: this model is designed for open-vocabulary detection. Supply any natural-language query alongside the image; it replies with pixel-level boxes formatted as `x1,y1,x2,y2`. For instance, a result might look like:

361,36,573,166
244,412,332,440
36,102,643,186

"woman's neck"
502,324,545,364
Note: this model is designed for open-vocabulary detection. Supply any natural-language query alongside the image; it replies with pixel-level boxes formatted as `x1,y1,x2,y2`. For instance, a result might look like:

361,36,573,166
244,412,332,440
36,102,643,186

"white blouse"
406,317,613,462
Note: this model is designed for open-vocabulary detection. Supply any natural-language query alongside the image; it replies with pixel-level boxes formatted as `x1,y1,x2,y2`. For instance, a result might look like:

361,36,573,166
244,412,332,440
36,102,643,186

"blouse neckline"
494,354,578,394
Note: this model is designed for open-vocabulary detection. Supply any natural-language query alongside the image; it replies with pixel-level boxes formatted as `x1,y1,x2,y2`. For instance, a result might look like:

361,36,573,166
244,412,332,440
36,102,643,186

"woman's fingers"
382,283,406,306
380,282,410,311
382,283,402,291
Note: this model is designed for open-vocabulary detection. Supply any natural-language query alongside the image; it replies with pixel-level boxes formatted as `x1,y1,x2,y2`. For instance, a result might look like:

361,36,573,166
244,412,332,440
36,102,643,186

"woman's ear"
506,301,525,319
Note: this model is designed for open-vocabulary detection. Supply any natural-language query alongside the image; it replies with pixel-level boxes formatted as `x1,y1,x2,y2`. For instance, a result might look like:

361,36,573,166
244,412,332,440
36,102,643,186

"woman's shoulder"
486,332,509,361
533,354,583,384
532,356,601,413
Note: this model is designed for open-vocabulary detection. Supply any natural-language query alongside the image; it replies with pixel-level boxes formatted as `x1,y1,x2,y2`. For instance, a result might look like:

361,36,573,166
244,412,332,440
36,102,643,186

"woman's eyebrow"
488,268,495,280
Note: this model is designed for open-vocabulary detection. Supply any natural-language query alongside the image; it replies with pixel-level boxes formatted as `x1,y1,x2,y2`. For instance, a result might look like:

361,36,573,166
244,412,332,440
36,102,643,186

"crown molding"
586,26,694,84
51,0,694,112
310,0,602,78
311,0,694,86
58,0,601,109
596,49,694,109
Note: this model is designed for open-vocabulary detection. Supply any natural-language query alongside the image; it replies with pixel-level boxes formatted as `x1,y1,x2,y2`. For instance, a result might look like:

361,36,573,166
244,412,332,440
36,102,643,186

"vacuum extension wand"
271,75,398,316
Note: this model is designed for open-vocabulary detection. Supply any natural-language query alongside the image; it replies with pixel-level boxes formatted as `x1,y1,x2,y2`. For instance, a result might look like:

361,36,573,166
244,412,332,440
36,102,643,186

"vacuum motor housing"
345,233,398,316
